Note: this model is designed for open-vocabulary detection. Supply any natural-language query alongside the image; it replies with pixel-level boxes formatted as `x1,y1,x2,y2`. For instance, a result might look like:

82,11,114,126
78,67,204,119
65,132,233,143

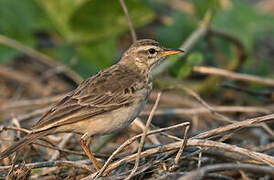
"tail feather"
0,131,47,160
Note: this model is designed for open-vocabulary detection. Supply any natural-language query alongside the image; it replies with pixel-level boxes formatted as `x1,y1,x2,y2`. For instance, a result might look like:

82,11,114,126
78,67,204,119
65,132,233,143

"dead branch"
98,138,274,175
119,0,137,42
0,34,82,84
95,122,190,178
0,94,64,112
132,118,161,145
49,133,73,161
193,113,274,139
165,86,235,123
127,92,162,179
220,82,273,99
193,66,274,86
170,125,190,170
0,66,51,96
178,163,274,180
141,106,271,116
0,126,31,134
251,142,274,152
0,160,92,173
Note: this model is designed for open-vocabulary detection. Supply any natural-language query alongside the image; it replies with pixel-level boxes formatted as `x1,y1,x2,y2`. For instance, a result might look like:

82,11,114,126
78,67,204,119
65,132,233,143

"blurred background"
0,0,273,95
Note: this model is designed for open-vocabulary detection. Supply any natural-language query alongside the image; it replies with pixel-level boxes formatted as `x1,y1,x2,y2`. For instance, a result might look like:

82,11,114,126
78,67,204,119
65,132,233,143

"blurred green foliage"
212,1,274,51
192,0,221,19
0,0,50,61
0,0,154,78
156,0,274,81
0,0,273,84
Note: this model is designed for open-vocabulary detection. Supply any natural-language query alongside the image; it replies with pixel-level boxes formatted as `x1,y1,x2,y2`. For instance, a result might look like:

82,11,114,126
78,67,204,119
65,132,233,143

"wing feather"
32,64,143,131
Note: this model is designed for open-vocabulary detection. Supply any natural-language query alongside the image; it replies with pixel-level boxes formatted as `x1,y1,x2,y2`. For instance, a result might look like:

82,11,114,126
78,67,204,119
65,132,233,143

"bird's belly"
95,90,150,135
100,100,146,134
66,87,151,136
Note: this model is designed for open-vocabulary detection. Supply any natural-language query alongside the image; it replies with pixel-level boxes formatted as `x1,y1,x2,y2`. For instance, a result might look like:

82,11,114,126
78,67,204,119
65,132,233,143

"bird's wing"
32,64,143,131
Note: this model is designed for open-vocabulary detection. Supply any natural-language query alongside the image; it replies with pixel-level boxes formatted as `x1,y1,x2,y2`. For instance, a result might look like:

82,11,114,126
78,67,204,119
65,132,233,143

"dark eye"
148,48,156,54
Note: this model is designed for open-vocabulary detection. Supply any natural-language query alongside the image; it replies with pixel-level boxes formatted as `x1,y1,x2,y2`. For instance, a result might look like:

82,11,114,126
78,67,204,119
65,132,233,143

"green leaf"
187,52,204,66
0,46,19,63
54,38,116,78
77,38,116,70
35,0,81,40
192,0,221,19
69,0,154,42
168,55,180,66
177,64,192,79
212,0,274,51
0,0,51,62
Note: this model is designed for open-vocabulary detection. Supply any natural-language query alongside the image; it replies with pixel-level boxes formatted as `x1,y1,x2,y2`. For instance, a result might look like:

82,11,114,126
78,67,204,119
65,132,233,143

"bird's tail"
0,131,48,160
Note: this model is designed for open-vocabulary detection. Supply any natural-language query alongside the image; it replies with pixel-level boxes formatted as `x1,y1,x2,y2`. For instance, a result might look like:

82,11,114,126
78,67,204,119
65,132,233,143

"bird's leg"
79,134,102,171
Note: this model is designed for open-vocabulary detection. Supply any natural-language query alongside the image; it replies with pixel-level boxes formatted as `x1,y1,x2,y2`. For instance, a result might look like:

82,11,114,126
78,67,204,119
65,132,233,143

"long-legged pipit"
0,39,184,171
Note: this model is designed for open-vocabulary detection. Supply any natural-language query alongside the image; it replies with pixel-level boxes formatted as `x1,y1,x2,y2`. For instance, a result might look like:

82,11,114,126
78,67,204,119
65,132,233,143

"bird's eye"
148,48,156,54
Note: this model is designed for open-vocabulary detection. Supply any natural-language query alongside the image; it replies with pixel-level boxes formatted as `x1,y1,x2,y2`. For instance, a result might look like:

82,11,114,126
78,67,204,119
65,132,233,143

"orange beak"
160,48,184,57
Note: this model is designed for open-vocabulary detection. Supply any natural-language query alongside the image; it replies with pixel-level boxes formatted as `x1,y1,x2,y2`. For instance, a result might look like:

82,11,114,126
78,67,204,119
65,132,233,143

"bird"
0,39,184,171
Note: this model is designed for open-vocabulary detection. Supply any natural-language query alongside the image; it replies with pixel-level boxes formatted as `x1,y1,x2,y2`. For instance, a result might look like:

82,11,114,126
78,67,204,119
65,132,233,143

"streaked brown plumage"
0,39,183,171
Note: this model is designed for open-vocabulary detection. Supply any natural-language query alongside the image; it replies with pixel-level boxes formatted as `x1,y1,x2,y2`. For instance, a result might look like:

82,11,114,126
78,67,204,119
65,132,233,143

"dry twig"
193,114,274,139
170,124,190,171
126,92,162,179
0,66,51,96
165,86,235,123
1,126,31,134
0,34,82,84
49,133,73,161
142,106,271,116
132,118,161,145
94,122,190,178
178,163,274,180
193,66,274,86
0,94,64,112
95,138,274,175
0,160,92,173
119,0,137,42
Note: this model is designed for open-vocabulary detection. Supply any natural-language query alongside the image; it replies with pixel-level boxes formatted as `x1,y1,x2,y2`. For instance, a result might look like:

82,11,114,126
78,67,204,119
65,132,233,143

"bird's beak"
160,48,184,57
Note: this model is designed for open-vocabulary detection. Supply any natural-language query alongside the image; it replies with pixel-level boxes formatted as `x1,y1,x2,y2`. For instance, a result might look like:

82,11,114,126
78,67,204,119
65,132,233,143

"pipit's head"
121,39,184,71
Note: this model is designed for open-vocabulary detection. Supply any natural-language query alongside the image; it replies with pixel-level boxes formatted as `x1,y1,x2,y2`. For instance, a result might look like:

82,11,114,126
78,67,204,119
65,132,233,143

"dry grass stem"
98,138,274,174
193,66,274,86
1,94,64,111
49,133,73,161
126,92,162,179
119,0,137,43
0,34,82,84
132,118,161,145
170,124,190,170
142,106,271,116
179,163,274,180
166,86,235,123
0,66,51,96
94,122,190,178
0,160,92,173
194,113,274,139
1,126,31,134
